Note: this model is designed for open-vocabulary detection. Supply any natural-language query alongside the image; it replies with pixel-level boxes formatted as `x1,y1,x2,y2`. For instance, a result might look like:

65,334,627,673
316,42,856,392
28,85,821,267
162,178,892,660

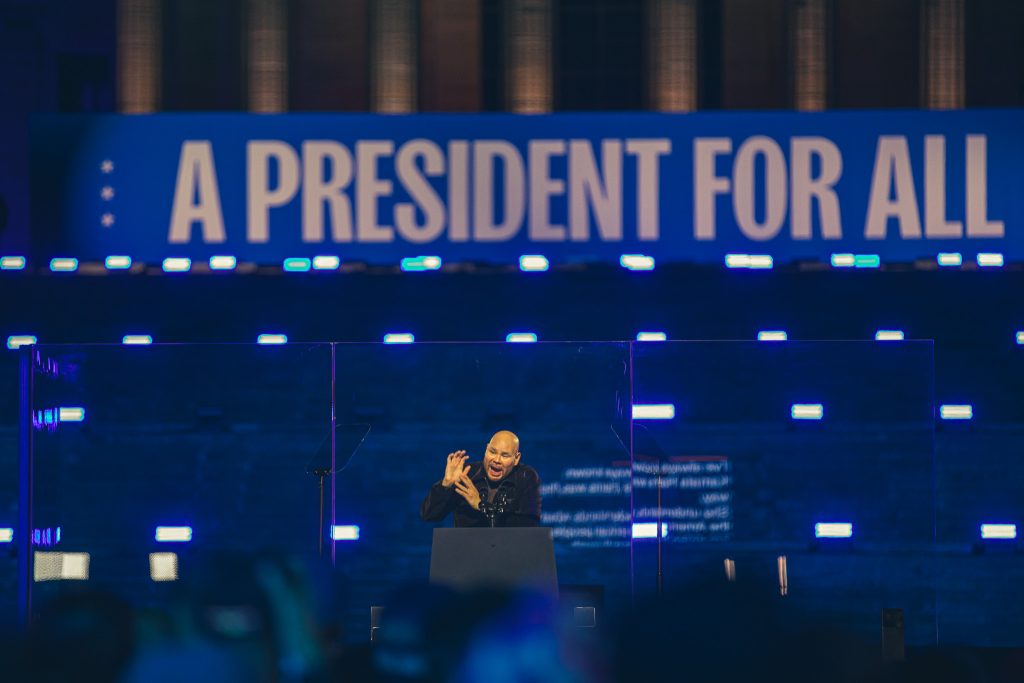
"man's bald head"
483,430,521,481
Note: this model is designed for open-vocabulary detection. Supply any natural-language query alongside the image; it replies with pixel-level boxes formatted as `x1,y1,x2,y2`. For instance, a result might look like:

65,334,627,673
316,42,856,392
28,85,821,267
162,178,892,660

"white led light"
1017,331,1024,345
505,332,537,343
980,524,1017,540
50,258,79,272
758,330,788,341
209,255,237,270
519,255,550,271
940,404,973,420
312,255,340,270
632,404,675,420
791,404,824,420
122,335,153,345
937,252,962,267
162,258,191,272
7,335,36,350
383,333,415,344
631,522,668,539
34,551,90,581
331,525,360,541
815,523,853,539
725,254,772,269
620,254,655,271
59,407,85,422
0,256,26,270
257,334,288,345
977,253,1004,268
105,255,132,269
636,331,667,342
875,330,905,341
0,528,12,542
149,552,179,581
155,526,192,542
830,253,855,268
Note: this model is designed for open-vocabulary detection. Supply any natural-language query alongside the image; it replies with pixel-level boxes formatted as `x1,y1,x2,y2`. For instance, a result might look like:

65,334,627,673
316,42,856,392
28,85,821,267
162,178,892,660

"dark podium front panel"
429,528,558,596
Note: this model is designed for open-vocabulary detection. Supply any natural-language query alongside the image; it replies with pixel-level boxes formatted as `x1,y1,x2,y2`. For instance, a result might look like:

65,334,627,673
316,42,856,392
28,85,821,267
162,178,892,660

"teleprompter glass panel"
629,341,937,645
332,342,632,637
27,344,332,619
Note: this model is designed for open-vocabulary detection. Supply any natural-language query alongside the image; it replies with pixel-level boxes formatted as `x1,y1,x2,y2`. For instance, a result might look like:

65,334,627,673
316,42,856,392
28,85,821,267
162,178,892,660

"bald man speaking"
420,430,541,527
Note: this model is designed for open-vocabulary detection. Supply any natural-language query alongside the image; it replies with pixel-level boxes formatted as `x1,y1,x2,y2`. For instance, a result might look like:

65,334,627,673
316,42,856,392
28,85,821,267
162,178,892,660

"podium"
428,527,559,596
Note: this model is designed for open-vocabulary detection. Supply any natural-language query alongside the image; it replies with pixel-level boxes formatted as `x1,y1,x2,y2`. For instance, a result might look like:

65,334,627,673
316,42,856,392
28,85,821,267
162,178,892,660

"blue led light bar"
401,256,442,271
283,258,311,272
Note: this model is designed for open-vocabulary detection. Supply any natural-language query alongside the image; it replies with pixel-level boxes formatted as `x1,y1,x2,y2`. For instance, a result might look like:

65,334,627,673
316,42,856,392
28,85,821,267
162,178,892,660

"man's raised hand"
442,450,468,487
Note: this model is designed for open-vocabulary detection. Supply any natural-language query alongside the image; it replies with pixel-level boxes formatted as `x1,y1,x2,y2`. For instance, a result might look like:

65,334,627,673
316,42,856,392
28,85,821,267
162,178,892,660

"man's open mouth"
488,463,504,477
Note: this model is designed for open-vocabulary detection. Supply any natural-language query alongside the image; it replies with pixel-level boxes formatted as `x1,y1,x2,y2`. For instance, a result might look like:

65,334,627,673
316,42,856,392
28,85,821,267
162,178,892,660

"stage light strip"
791,403,824,420
50,258,79,272
814,522,853,538
758,330,788,342
506,332,537,343
519,255,550,271
0,256,26,270
940,404,973,420
105,255,132,270
401,256,442,271
977,252,1004,268
632,404,675,420
149,552,179,581
122,335,153,345
162,257,191,272
331,525,360,541
257,334,288,345
725,254,773,269
0,528,12,543
7,335,36,350
283,257,311,272
620,254,655,271
636,331,667,342
830,253,855,267
209,255,237,270
631,522,668,539
875,330,905,341
383,333,415,344
155,526,192,542
59,407,85,422
312,255,340,270
937,252,962,267
980,524,1017,540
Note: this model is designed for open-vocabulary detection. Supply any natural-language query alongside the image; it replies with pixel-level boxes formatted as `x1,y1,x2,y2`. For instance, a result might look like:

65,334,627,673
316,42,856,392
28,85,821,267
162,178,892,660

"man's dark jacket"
419,461,541,527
